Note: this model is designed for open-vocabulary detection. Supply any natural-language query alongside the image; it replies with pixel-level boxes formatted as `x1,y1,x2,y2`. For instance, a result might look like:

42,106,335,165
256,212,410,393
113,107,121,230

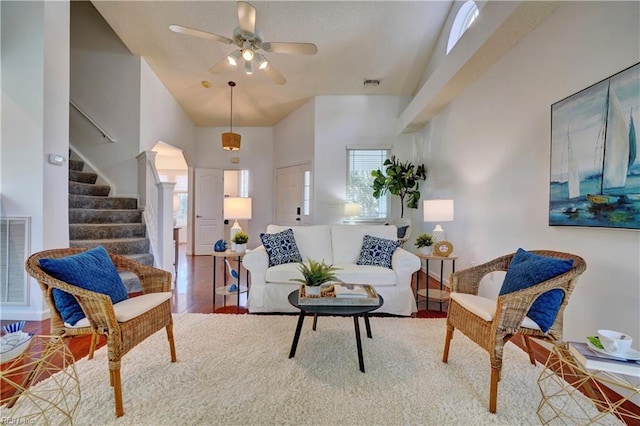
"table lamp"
344,203,361,224
423,199,454,243
223,197,252,249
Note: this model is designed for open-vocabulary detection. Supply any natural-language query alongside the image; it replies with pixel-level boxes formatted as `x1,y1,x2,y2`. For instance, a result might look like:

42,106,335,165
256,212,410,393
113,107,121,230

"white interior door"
276,165,303,226
194,168,223,255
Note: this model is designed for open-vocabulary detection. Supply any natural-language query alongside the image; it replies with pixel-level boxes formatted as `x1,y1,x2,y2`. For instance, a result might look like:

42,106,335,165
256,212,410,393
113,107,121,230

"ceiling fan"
169,1,318,85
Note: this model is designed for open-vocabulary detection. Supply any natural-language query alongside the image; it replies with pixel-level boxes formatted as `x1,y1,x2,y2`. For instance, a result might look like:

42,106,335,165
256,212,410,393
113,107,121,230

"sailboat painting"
550,63,640,229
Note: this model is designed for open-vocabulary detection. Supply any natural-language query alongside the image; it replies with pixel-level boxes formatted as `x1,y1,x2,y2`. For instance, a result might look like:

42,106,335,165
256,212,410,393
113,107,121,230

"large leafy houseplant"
371,156,427,218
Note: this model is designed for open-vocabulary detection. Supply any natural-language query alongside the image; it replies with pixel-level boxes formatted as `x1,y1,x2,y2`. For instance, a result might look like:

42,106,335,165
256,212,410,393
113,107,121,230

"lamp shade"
224,197,252,220
344,203,361,217
423,199,454,222
222,132,241,151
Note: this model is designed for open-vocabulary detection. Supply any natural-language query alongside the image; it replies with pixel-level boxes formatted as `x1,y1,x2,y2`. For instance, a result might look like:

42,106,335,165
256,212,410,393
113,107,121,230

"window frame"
446,0,479,55
346,148,390,221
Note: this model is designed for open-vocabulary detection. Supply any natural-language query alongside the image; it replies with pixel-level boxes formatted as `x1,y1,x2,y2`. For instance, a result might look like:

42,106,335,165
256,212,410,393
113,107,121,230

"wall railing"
69,100,116,142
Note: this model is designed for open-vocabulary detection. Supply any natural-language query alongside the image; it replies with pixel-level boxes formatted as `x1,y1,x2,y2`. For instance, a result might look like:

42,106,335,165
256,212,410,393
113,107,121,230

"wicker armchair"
25,248,177,417
442,250,586,413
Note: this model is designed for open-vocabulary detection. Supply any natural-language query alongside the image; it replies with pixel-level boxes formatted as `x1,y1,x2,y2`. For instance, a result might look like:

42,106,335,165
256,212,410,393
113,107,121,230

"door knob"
296,217,301,221
196,215,202,218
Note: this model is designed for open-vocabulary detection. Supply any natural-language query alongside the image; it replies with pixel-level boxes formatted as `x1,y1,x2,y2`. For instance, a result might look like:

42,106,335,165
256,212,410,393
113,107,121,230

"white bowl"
0,331,34,363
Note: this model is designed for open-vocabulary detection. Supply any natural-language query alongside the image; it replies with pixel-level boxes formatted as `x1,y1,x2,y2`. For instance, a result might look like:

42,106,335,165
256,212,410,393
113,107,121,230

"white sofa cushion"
333,264,396,286
65,292,173,328
331,225,397,264
265,262,396,287
450,292,540,330
266,225,333,264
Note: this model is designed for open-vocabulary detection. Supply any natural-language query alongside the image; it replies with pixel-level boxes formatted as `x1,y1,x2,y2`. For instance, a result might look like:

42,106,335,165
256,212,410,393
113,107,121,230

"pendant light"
222,81,241,151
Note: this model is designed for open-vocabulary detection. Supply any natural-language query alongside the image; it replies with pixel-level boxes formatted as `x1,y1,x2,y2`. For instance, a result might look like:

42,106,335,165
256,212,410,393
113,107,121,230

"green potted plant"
415,233,434,255
231,231,249,253
290,258,342,296
371,155,427,218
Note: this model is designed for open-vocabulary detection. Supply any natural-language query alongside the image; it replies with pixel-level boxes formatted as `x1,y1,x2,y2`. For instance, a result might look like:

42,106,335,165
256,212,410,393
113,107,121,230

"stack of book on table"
298,284,379,306
568,339,640,378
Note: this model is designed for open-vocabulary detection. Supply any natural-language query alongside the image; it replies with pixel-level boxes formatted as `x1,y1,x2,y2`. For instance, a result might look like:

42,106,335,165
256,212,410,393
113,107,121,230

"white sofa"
243,224,421,316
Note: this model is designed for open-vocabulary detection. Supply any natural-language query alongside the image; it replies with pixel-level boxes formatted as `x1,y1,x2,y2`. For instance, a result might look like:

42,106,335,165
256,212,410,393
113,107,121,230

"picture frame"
549,62,640,230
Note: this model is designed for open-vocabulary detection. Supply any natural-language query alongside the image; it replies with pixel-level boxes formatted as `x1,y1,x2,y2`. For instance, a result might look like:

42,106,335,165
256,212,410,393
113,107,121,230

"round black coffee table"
287,289,384,373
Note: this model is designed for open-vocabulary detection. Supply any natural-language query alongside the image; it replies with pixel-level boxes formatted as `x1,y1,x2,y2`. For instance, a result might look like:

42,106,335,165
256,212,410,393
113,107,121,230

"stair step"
69,181,110,196
69,223,146,240
69,238,150,255
69,159,84,172
69,208,143,224
69,170,97,184
69,194,137,210
119,271,142,293
125,253,155,267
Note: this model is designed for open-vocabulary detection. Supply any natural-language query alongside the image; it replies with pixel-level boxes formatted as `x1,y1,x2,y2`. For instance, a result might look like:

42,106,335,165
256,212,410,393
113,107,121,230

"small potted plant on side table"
231,231,249,253
415,233,434,255
290,258,342,296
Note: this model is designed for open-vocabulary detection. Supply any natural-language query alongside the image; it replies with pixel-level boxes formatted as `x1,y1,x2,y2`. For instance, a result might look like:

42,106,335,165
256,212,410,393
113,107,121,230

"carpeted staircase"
68,156,152,292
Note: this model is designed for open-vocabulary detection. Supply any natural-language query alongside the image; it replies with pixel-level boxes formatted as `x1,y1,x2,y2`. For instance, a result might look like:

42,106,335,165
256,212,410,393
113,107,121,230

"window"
303,170,311,216
346,149,389,219
446,0,479,55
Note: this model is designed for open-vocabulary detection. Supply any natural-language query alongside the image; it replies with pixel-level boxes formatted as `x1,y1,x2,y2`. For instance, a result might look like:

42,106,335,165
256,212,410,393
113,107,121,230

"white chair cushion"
450,292,541,330
65,292,173,328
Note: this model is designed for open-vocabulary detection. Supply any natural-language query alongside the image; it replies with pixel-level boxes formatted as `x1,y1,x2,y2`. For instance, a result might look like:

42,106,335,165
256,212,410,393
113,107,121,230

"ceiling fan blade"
263,62,286,85
169,24,233,45
261,42,318,55
237,1,256,35
208,57,231,75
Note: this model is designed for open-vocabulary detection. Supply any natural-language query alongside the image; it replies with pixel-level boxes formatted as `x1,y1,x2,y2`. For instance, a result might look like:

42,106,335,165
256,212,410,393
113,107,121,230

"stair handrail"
69,99,116,142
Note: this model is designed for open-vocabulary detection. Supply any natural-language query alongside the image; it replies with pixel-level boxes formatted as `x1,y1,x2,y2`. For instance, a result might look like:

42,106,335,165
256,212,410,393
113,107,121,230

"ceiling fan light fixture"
227,50,241,67
244,60,254,75
241,41,254,61
255,53,268,70
222,81,241,151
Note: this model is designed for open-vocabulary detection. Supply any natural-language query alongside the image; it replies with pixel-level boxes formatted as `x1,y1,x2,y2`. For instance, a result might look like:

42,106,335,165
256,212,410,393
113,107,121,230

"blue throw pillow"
260,228,303,267
39,246,128,326
499,248,574,332
356,235,399,269
397,225,409,239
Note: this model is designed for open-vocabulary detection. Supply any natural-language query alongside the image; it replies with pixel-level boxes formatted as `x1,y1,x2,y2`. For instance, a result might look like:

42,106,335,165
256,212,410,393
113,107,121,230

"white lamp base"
229,220,242,251
432,224,446,243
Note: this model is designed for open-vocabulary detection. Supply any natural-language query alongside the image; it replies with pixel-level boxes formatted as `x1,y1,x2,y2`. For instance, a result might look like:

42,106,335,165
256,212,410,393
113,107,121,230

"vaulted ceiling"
91,1,454,127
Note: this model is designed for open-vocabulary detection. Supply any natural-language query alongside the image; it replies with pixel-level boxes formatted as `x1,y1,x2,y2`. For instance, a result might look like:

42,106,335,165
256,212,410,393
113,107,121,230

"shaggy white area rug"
5,314,609,425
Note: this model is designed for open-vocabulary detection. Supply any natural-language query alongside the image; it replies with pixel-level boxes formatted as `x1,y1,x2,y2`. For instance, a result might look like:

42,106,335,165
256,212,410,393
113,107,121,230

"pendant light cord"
228,81,236,132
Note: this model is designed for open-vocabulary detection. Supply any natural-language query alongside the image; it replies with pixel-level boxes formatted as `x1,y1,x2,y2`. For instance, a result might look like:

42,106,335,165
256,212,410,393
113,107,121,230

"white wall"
313,96,413,224
194,127,274,249
415,1,640,342
69,1,140,196
273,98,315,168
1,1,70,320
140,59,196,162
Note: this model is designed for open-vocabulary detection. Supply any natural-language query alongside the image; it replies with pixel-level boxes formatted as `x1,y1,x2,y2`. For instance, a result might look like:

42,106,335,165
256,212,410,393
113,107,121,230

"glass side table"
537,342,640,425
1,335,80,424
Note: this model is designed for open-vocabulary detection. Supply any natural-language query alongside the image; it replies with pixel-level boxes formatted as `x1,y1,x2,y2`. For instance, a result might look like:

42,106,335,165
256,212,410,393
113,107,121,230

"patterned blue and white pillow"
356,235,399,269
260,228,303,267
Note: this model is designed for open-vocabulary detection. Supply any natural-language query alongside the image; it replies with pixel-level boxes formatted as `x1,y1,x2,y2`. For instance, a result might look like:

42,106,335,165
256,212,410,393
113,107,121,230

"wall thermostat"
48,154,66,165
